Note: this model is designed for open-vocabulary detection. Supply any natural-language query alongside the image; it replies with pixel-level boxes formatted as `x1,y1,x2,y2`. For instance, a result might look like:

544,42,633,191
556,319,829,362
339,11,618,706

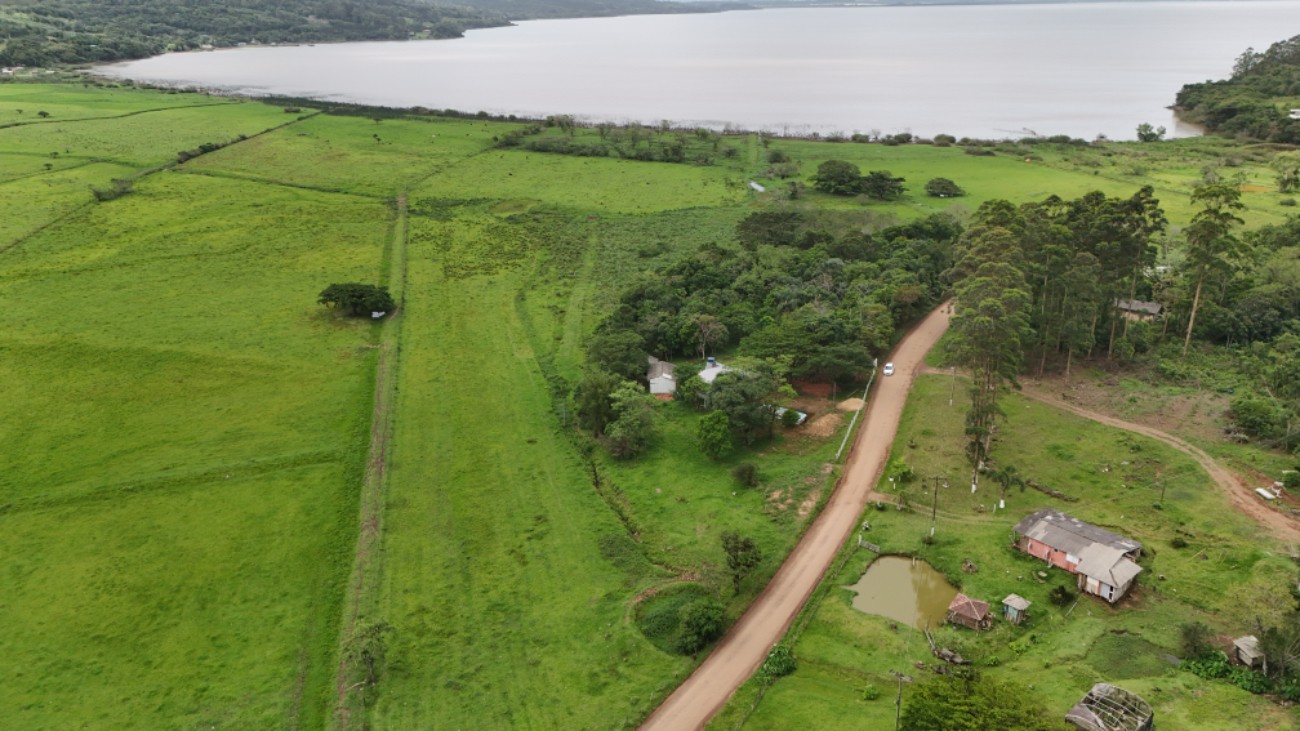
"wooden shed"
1235,635,1263,668
946,593,992,631
1002,594,1031,625
1065,683,1153,731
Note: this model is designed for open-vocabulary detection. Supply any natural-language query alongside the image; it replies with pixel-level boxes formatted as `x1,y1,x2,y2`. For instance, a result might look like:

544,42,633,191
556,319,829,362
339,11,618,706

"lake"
96,2,1300,140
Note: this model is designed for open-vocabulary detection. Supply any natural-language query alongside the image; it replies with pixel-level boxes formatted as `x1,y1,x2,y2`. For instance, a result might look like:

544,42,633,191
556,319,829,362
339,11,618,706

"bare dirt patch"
791,379,833,398
1029,372,1230,446
797,489,822,519
804,412,843,438
837,397,866,412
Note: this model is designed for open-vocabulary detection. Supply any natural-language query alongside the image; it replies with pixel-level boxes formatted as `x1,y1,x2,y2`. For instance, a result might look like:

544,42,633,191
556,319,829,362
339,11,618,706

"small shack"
1114,299,1162,322
647,356,676,397
946,593,992,631
1065,683,1153,731
1002,594,1031,625
1235,635,1263,668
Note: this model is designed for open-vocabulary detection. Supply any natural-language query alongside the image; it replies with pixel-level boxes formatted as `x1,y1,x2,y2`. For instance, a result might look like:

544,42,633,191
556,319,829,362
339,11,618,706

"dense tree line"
574,208,958,456
0,0,728,66
947,185,1300,457
1176,35,1300,142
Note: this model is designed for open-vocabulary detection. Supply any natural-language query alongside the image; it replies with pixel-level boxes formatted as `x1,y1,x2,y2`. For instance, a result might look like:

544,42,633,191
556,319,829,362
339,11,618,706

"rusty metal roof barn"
1013,509,1143,556
1065,683,1153,731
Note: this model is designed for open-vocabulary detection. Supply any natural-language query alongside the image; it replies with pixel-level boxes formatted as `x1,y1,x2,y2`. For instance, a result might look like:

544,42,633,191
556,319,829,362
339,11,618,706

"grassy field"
6,81,1300,731
711,375,1299,730
0,86,394,729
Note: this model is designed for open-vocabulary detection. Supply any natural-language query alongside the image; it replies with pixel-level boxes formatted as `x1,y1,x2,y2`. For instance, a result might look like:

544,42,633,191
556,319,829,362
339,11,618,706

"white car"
883,362,895,376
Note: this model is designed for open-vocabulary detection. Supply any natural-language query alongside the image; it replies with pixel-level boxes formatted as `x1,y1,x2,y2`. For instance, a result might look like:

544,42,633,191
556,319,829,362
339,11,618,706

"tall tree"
721,531,762,593
1182,183,1246,356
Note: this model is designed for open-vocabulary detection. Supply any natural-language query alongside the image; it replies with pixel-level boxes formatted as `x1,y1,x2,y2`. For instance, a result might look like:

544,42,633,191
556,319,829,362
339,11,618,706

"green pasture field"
415,148,750,214
0,142,390,729
0,161,135,248
761,136,1289,228
0,83,235,125
185,113,508,197
366,171,847,726
713,375,1298,730
0,101,292,167
1,463,353,731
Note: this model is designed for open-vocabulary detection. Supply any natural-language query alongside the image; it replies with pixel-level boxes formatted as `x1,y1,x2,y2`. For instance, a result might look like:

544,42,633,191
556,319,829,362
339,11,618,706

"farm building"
946,593,992,631
1114,299,1162,322
1012,509,1143,604
1065,683,1153,731
1002,594,1031,625
647,356,676,396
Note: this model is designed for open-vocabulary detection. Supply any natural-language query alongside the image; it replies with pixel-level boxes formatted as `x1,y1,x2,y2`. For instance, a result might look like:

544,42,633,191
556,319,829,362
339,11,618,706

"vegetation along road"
641,304,953,730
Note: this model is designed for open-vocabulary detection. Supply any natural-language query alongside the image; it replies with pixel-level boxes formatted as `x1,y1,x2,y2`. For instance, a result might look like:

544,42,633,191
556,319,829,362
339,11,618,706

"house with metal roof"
1065,683,1153,731
1114,299,1163,322
647,356,676,396
1012,508,1143,604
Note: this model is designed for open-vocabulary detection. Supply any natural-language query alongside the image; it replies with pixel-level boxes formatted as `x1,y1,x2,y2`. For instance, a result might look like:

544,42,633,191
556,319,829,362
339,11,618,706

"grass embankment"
712,375,1298,730
0,87,392,729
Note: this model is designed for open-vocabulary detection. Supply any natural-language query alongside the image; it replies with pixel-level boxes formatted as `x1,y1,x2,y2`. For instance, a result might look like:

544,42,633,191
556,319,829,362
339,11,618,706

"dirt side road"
640,304,953,731
1018,384,1300,546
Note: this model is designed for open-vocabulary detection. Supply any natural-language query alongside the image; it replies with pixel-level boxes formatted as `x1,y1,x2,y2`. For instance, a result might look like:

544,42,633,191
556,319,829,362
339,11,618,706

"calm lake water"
98,2,1300,140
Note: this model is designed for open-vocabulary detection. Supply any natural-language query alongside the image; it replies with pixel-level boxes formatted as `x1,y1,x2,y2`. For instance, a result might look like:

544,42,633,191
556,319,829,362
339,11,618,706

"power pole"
890,670,905,731
930,475,939,535
949,365,956,407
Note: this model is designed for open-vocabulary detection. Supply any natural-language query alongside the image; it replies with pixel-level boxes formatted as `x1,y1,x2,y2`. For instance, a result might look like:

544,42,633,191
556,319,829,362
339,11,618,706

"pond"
846,555,958,630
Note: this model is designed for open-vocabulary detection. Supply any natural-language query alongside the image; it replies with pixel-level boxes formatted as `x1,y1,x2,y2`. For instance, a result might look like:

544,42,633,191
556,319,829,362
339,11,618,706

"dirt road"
640,304,953,731
1019,385,1300,545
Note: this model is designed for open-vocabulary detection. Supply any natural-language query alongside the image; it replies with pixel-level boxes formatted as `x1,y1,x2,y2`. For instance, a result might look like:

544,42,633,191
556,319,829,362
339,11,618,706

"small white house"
647,356,676,396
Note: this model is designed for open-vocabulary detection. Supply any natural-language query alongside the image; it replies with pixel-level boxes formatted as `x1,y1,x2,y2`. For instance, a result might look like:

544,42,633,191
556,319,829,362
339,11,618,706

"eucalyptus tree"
948,222,1033,466
1182,183,1246,356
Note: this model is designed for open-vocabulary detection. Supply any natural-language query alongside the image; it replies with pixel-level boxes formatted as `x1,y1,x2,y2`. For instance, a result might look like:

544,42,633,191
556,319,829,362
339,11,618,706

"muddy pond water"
846,555,958,630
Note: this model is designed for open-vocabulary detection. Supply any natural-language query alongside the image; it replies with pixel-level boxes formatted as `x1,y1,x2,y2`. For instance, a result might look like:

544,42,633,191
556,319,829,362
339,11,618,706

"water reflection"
846,555,958,630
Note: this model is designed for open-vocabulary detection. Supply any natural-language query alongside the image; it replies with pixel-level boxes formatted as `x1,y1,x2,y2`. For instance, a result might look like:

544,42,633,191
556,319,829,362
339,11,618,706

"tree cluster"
318,283,395,317
1176,35,1300,142
811,160,906,200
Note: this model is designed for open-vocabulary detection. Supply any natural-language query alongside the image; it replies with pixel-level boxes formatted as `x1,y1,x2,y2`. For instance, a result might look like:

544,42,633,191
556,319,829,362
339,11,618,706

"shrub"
318,283,396,317
862,684,881,701
924,177,965,198
676,598,726,654
1281,198,1297,206
732,462,760,488
1181,650,1231,679
1049,585,1075,607
760,644,796,679
1179,621,1213,657
1171,536,1189,549
1228,666,1271,694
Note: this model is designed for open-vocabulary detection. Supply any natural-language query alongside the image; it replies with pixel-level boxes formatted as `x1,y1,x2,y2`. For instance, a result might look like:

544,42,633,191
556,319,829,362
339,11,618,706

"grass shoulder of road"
713,374,1297,730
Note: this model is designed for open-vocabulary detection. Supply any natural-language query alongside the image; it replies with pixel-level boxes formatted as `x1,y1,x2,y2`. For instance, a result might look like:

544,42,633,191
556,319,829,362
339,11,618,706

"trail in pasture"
640,303,953,731
1017,383,1300,545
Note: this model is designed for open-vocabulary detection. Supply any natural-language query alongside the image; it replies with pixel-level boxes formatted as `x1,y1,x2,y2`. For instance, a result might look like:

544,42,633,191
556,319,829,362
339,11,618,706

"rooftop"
1013,508,1142,556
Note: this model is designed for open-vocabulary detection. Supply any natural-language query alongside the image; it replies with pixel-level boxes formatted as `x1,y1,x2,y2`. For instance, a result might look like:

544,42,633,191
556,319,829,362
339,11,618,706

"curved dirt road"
640,304,953,731
1019,385,1300,545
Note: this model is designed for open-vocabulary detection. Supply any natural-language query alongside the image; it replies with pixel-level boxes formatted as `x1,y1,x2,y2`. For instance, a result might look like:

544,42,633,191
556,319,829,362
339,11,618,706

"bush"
732,462,760,488
862,684,881,701
676,598,726,654
1181,650,1231,679
1171,536,1189,549
1180,621,1213,657
1049,585,1075,607
1281,197,1297,206
760,644,796,679
1228,666,1271,694
924,177,965,198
